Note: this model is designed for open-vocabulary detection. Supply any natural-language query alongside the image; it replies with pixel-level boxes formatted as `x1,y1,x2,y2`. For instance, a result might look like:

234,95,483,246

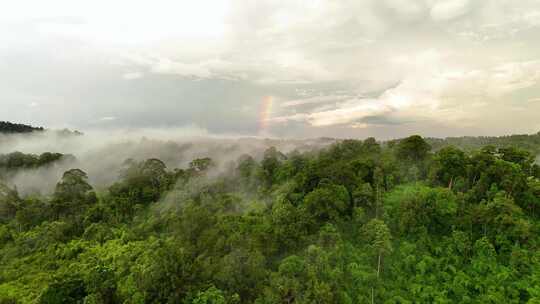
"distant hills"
0,121,44,134
425,132,540,155
0,121,83,136
1,120,538,157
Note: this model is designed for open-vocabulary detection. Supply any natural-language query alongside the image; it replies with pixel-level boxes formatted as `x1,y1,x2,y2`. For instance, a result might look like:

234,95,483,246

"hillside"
0,121,44,134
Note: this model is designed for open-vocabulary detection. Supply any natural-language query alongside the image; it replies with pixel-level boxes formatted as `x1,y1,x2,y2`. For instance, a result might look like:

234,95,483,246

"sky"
1,0,540,139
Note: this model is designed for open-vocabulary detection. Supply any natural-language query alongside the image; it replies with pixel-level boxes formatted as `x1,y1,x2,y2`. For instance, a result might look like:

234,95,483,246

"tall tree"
51,169,96,219
396,135,431,163
362,219,392,304
433,146,467,189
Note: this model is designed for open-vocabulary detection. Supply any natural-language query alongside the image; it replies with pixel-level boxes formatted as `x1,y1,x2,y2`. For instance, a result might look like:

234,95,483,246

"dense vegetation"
1,134,540,303
0,122,44,134
0,152,70,173
425,132,540,155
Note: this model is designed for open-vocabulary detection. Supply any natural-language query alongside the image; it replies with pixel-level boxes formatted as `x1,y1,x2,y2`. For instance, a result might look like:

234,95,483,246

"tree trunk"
377,251,381,278
375,185,382,219
375,186,379,218
372,250,382,304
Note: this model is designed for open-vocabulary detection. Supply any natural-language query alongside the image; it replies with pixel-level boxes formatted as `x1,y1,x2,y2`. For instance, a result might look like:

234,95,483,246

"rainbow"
258,96,274,133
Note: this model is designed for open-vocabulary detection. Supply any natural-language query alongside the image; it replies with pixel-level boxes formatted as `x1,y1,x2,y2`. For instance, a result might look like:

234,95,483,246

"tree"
482,159,527,199
473,191,531,246
37,152,65,167
128,239,197,303
192,286,229,304
236,154,256,179
261,255,305,303
190,157,215,173
110,158,172,208
215,247,267,302
384,185,457,236
235,155,260,192
271,199,310,251
526,178,540,216
0,182,19,223
303,181,349,223
39,276,87,304
533,163,540,179
363,137,381,154
51,169,96,219
396,135,431,163
14,197,47,230
433,146,467,189
373,167,384,218
352,183,374,211
362,219,392,304
261,147,286,187
498,146,534,172
0,121,44,134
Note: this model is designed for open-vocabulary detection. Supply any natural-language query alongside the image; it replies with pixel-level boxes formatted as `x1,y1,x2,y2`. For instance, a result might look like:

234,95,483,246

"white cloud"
273,56,540,129
280,95,351,108
148,58,235,79
0,0,230,46
430,0,472,21
5,0,536,87
2,0,540,137
273,98,391,127
305,100,389,126
383,0,428,21
122,72,143,80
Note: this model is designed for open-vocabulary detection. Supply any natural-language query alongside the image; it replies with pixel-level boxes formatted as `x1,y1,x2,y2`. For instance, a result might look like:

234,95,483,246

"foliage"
0,135,539,303
0,122,44,134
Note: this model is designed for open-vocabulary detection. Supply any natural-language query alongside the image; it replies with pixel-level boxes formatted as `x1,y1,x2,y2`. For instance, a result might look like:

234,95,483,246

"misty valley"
0,122,539,303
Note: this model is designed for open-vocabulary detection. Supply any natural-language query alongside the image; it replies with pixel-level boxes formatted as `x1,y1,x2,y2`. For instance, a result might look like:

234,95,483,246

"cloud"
280,95,352,108
273,98,389,127
1,0,540,138
430,0,472,21
382,0,428,21
150,58,214,78
122,72,143,80
272,55,540,132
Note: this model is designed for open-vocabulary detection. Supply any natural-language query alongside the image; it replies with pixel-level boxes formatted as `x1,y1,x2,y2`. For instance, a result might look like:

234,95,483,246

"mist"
0,129,335,195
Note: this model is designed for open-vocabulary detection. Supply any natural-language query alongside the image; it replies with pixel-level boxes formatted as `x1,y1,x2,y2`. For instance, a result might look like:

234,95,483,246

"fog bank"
0,129,335,195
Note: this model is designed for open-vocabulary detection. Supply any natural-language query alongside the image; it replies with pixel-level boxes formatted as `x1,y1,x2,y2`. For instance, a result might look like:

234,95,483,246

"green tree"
190,157,215,173
396,135,431,163
433,146,467,189
192,286,228,304
51,169,96,219
303,181,349,223
39,276,87,304
385,185,457,236
0,182,19,224
362,219,392,304
261,147,286,187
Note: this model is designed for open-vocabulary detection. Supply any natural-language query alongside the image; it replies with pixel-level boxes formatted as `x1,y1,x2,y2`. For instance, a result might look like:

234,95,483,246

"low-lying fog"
0,129,335,195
